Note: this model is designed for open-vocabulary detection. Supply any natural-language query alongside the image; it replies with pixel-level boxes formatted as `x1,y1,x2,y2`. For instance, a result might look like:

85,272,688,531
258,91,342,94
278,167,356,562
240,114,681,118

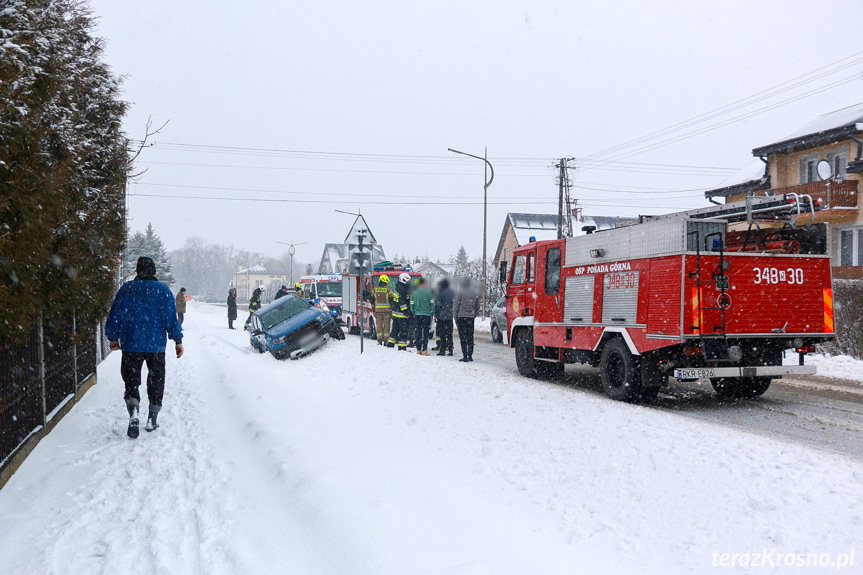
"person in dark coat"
227,287,238,329
105,256,183,438
244,286,265,330
454,277,479,362
175,287,187,325
434,278,454,356
274,285,290,300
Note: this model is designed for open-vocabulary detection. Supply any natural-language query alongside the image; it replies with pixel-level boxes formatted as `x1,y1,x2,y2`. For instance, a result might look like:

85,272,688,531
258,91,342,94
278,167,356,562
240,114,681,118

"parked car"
248,295,345,359
490,296,506,343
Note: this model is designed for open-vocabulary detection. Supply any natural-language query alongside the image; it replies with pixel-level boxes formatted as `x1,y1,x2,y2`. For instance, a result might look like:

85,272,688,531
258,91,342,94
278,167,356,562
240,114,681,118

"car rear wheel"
491,322,503,343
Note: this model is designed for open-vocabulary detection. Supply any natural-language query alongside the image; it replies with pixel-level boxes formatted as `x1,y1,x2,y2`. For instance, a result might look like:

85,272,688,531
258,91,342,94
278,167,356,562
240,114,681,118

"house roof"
236,264,268,274
494,212,632,263
704,158,770,199
752,102,863,157
318,242,387,273
412,261,456,275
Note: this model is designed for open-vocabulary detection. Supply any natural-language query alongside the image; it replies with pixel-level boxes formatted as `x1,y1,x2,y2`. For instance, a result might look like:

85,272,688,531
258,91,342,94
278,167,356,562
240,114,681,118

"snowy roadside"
0,302,861,574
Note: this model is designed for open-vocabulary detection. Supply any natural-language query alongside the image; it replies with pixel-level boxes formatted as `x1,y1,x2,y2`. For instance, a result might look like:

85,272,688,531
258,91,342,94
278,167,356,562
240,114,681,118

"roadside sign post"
345,214,377,354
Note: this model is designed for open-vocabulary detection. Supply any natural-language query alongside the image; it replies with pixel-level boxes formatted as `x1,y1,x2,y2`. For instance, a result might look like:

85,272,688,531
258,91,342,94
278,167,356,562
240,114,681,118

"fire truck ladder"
643,192,819,224
687,229,735,364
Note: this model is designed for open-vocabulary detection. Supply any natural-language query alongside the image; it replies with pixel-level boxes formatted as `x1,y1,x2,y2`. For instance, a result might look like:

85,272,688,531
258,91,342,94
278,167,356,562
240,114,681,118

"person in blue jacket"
106,256,184,438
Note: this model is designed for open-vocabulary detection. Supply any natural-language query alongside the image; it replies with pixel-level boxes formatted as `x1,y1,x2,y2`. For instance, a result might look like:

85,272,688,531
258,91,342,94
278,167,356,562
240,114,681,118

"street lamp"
276,240,307,285
447,147,495,318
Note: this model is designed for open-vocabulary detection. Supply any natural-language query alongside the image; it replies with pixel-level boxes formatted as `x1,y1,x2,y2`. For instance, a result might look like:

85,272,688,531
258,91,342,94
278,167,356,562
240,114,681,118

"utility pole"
555,157,575,239
276,240,308,286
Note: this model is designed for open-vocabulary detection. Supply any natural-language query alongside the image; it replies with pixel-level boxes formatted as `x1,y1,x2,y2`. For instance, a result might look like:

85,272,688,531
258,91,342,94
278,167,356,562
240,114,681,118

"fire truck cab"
506,196,835,402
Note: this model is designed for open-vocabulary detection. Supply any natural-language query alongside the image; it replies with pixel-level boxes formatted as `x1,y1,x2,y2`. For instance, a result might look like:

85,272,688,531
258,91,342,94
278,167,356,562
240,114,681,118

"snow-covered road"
1,302,861,574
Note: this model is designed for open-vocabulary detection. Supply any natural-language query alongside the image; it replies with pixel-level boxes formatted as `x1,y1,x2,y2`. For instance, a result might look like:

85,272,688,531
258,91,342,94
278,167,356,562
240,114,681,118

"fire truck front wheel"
514,329,538,378
599,338,643,402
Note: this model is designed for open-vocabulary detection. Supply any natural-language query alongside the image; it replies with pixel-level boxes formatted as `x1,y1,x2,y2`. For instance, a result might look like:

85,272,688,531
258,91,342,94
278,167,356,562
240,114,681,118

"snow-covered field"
1,302,861,574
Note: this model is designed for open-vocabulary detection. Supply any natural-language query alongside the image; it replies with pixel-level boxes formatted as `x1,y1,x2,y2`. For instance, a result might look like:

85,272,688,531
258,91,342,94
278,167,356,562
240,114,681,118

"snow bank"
1,302,861,574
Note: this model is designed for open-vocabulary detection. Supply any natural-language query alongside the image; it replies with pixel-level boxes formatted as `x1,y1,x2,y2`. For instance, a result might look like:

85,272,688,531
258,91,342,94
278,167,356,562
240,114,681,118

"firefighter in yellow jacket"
387,273,412,350
373,274,392,345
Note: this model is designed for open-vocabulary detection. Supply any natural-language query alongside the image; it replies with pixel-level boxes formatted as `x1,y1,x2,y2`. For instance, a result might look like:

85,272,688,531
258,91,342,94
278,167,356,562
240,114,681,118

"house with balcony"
705,103,863,278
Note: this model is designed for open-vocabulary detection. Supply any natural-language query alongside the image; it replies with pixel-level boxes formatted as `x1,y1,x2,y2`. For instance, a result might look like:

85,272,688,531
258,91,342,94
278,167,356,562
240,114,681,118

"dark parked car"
490,296,506,344
249,295,344,359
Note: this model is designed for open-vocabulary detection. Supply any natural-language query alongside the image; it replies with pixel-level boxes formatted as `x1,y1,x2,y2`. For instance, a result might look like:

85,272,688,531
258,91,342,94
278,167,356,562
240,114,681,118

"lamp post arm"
448,147,494,189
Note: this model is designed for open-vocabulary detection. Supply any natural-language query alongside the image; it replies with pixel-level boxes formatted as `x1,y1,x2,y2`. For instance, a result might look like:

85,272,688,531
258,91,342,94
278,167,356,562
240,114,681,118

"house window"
826,151,848,181
798,154,819,184
839,228,863,266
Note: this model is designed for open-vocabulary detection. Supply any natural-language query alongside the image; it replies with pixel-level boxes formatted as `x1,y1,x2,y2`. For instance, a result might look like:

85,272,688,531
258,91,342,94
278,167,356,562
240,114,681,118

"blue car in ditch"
248,295,345,359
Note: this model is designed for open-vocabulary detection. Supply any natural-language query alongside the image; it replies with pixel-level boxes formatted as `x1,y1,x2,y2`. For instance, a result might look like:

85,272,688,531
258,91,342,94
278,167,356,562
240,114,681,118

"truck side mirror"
499,261,508,285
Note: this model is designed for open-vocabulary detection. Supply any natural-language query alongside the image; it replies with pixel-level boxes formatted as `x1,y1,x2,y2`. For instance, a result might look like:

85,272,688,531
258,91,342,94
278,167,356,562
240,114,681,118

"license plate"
674,368,715,379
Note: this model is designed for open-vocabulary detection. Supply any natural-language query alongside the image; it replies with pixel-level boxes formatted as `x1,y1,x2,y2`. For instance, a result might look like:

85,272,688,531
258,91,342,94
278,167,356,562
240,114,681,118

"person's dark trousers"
415,315,431,352
437,319,453,354
121,352,166,407
407,316,416,346
457,317,475,359
178,313,184,325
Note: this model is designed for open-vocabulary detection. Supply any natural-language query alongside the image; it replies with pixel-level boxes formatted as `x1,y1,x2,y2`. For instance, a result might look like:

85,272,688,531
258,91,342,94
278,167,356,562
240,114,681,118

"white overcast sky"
90,0,863,266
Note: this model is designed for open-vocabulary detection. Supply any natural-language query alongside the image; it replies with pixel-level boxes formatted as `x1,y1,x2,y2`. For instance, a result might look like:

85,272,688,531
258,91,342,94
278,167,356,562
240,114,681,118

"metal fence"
0,314,106,465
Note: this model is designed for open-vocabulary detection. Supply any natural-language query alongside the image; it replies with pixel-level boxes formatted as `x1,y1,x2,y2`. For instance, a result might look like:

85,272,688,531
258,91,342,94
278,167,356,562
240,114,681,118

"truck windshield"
258,297,311,330
317,282,342,297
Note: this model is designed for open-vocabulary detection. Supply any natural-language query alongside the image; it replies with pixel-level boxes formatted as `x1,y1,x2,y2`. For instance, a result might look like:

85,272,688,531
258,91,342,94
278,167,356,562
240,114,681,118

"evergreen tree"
1,0,129,339
452,246,470,276
123,223,174,284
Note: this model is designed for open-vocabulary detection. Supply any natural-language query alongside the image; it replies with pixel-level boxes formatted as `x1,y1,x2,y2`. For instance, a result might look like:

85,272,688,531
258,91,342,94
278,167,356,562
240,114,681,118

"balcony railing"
771,179,859,209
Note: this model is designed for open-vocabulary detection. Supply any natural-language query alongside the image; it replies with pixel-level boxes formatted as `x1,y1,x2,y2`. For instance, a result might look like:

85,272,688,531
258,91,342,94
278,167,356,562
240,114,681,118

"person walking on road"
411,277,435,355
175,287,187,325
435,278,454,356
106,256,183,438
454,277,479,362
244,285,265,330
373,274,393,345
387,273,412,350
227,287,238,329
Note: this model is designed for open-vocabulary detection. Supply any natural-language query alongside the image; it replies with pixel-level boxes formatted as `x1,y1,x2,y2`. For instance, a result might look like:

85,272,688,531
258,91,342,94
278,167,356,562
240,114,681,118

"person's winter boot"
126,398,140,439
437,349,446,356
145,404,161,432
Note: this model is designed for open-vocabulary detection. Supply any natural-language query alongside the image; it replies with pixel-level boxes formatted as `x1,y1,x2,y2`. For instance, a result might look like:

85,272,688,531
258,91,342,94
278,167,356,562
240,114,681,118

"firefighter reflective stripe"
824,288,834,332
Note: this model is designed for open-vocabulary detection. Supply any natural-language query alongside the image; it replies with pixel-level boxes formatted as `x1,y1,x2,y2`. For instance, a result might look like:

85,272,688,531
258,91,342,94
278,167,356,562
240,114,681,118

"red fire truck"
505,195,835,401
341,263,423,337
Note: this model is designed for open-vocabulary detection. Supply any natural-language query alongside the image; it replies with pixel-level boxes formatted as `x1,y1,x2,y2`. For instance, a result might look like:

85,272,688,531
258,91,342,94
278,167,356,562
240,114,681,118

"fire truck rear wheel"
599,338,642,402
711,377,771,399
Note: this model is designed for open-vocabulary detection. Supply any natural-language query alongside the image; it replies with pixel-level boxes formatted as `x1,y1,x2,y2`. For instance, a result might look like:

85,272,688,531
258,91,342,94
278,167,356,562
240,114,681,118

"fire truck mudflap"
505,206,835,402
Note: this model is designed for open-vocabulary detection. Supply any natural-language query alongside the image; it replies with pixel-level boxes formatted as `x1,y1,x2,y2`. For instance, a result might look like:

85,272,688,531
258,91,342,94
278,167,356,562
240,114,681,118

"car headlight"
273,335,286,344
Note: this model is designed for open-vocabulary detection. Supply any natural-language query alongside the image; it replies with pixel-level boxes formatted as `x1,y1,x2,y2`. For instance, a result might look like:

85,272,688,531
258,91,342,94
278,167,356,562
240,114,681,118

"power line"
579,50,863,163
587,74,860,168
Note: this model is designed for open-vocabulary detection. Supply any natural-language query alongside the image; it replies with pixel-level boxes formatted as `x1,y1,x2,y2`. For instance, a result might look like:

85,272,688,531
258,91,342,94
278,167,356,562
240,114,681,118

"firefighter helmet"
260,285,267,291
379,274,389,284
398,273,411,284
295,282,301,289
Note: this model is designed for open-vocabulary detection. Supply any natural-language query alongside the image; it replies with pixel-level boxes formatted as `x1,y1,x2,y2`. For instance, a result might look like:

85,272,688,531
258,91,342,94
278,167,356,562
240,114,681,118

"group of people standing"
372,274,479,362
